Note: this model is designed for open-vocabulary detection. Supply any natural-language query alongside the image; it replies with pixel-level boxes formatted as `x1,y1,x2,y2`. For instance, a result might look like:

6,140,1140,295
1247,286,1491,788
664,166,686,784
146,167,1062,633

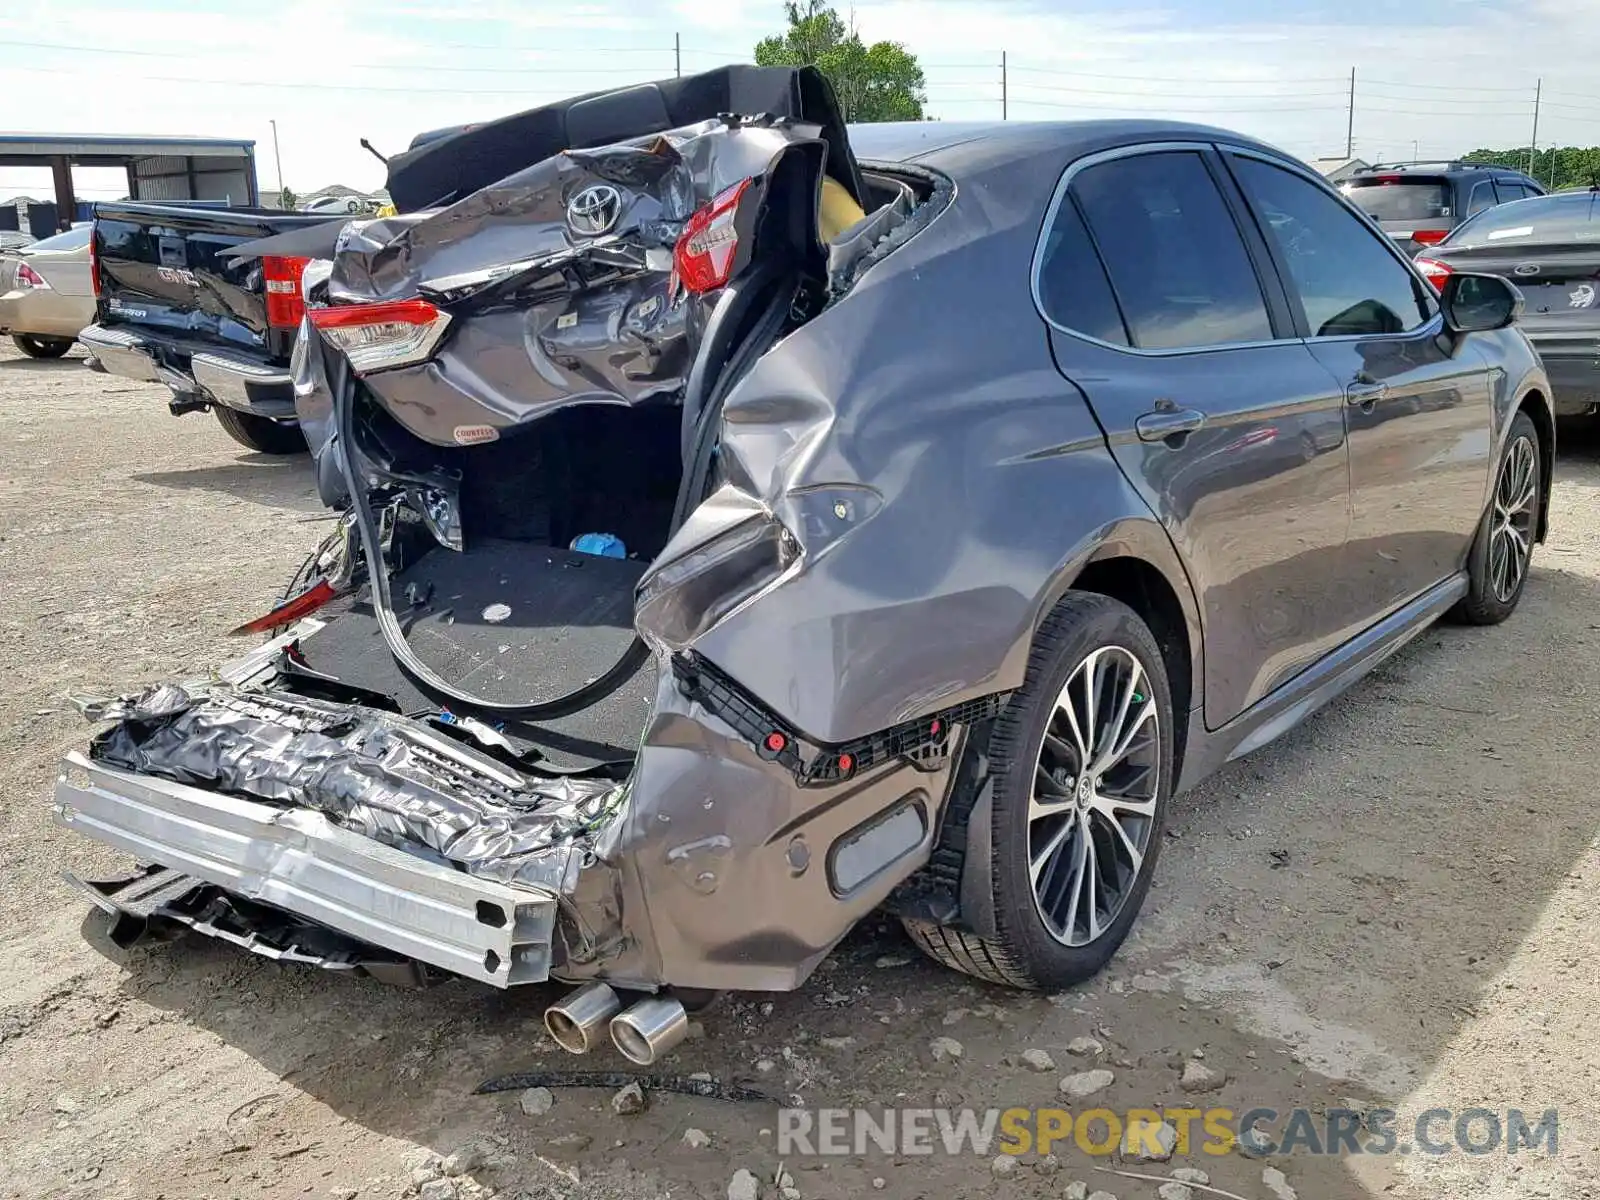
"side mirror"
1439,272,1523,333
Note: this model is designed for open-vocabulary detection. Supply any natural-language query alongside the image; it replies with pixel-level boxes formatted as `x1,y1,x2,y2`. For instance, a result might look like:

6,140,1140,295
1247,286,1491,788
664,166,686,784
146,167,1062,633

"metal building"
0,134,259,235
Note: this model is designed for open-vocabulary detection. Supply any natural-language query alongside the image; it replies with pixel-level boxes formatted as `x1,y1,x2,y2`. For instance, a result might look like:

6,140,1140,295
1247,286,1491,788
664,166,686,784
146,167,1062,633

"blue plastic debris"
570,532,627,559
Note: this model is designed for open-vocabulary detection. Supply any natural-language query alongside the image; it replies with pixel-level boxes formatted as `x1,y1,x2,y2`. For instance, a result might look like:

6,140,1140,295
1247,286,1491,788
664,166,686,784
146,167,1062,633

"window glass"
1235,157,1431,337
1467,182,1497,217
1342,178,1452,221
27,226,90,252
1447,192,1600,246
1070,151,1273,350
1036,195,1129,345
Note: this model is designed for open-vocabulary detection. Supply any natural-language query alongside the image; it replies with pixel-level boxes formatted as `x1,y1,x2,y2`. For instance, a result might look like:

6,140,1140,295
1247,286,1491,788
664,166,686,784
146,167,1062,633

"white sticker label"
635,295,660,319
1488,226,1534,240
453,424,499,446
556,311,578,330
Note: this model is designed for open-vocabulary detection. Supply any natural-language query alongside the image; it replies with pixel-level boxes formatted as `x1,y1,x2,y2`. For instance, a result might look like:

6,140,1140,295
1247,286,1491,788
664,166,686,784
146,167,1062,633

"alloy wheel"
1489,435,1537,604
1027,645,1160,947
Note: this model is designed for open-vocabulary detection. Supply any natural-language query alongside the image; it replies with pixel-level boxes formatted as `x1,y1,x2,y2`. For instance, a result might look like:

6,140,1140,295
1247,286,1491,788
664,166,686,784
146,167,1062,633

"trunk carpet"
295,539,653,771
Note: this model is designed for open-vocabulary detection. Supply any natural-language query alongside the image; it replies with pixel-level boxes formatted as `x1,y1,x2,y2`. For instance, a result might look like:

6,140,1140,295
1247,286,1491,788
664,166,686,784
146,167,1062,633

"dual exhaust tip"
544,981,690,1065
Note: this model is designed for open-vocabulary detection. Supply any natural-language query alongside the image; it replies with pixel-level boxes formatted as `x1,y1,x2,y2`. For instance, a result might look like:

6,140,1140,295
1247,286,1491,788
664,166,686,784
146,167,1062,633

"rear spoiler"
383,63,866,215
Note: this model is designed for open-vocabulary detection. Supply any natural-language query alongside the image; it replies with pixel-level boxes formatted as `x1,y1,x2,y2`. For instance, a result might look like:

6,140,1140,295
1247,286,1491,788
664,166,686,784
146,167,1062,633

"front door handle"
1135,407,1207,443
1345,381,1389,407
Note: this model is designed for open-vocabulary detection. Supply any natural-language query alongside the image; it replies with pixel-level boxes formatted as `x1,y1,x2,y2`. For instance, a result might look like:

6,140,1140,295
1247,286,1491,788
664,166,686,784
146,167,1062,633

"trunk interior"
293,402,686,771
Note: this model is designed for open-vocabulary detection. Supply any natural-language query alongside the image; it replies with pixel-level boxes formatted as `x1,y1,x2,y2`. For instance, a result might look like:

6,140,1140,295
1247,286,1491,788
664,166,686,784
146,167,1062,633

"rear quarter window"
1035,197,1130,346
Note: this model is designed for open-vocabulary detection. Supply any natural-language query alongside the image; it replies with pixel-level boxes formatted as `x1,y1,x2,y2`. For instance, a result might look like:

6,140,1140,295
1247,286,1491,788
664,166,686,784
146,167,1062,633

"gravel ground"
1,340,1597,1200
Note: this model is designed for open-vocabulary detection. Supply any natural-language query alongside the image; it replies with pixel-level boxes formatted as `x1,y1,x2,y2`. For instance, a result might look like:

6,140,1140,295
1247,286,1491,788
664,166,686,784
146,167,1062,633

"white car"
301,194,366,216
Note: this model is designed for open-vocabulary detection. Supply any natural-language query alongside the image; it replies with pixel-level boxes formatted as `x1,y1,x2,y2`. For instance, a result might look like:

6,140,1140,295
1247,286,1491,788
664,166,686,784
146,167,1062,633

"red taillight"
1411,229,1449,246
1415,257,1454,292
308,297,452,375
229,578,339,636
263,254,310,329
1375,174,1403,185
88,234,101,297
15,262,49,290
673,178,753,294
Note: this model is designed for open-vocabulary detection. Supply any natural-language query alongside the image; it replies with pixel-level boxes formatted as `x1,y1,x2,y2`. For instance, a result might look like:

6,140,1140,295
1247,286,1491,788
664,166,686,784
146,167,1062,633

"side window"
1036,196,1130,346
1069,151,1274,350
1231,156,1432,338
1467,181,1496,217
1495,180,1525,204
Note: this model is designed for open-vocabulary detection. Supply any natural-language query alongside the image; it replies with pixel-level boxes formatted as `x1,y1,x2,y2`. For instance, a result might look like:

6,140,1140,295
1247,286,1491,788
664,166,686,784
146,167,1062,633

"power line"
1007,64,1346,85
1007,79,1347,100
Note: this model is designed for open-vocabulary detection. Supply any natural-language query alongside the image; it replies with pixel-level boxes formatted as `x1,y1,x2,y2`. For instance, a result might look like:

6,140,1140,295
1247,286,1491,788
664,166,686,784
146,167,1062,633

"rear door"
1037,144,1354,728
1227,150,1494,615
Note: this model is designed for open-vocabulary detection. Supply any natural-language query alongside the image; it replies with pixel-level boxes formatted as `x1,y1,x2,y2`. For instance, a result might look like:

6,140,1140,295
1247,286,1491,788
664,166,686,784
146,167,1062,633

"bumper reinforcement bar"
53,752,558,988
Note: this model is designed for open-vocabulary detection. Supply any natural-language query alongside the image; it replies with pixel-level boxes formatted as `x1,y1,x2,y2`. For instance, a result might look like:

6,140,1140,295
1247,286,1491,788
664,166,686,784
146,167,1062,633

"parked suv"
1341,161,1545,255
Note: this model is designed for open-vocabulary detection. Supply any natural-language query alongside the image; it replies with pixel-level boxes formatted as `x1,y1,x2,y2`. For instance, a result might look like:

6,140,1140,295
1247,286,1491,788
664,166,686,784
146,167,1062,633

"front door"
1224,151,1495,615
1038,145,1354,728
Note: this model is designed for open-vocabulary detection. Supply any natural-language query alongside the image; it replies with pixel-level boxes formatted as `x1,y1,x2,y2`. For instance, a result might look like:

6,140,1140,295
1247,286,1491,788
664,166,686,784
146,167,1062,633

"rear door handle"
1135,407,1207,443
1345,381,1389,407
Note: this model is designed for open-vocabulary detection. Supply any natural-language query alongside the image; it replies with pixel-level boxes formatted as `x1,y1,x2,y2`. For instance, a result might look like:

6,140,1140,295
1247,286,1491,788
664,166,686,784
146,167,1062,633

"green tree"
1460,146,1600,191
755,1,926,123
279,186,298,210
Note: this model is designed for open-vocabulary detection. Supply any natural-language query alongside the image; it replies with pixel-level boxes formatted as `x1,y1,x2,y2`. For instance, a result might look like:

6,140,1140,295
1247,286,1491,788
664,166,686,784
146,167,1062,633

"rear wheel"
904,592,1173,989
1450,409,1540,625
11,333,71,359
213,407,306,455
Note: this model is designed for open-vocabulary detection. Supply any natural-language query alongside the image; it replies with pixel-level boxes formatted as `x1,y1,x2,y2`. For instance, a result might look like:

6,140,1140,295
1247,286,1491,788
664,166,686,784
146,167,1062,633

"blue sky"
2,0,1594,200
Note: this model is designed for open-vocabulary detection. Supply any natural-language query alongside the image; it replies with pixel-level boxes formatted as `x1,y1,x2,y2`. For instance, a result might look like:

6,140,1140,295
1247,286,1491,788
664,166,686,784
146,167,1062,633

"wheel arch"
1515,386,1554,543
943,526,1203,943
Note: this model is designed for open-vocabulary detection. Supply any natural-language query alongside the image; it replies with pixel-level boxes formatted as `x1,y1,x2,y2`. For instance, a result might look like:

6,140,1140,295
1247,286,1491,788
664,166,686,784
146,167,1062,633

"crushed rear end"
54,67,972,1029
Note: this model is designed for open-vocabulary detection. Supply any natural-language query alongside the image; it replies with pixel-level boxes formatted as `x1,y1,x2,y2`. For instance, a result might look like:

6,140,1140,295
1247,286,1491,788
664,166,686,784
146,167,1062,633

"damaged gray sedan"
57,65,1553,1062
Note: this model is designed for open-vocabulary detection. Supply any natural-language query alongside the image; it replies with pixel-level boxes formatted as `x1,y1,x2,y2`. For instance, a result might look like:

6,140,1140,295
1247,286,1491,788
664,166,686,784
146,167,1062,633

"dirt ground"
1,339,1597,1200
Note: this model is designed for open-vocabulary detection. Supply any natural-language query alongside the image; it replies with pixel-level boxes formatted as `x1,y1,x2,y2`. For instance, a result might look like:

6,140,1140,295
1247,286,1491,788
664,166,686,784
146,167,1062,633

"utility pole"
1345,67,1355,158
1001,51,1007,120
269,119,284,200
1528,78,1541,176
675,32,681,78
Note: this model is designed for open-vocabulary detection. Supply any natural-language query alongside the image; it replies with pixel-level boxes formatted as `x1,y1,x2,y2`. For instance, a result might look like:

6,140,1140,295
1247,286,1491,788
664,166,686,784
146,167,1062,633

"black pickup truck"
80,203,336,453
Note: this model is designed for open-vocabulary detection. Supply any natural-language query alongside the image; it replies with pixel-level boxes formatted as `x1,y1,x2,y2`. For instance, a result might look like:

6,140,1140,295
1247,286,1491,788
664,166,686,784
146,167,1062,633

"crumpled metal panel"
302,119,824,451
87,684,618,889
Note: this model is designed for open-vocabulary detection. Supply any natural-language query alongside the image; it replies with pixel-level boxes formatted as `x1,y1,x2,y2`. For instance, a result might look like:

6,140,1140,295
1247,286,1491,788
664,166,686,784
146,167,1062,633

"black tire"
1450,409,1541,626
904,592,1174,989
213,407,307,455
12,333,71,359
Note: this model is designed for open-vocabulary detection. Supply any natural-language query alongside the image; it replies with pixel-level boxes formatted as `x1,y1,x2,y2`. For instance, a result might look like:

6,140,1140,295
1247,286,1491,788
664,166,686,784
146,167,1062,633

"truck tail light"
88,233,102,297
673,178,753,294
1411,229,1449,246
307,297,452,375
15,262,49,290
1415,257,1453,292
263,255,311,328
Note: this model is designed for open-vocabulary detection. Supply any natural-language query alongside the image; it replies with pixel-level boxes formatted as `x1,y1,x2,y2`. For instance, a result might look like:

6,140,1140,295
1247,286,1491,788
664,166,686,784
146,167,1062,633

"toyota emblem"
567,184,622,236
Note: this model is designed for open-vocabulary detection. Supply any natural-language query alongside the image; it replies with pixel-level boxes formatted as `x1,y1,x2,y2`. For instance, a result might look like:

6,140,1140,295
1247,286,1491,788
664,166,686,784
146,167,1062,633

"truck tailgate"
94,202,333,358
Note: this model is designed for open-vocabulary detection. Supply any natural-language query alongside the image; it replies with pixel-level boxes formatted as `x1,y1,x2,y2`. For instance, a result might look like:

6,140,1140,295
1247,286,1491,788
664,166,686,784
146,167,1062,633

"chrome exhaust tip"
544,981,622,1054
609,994,690,1066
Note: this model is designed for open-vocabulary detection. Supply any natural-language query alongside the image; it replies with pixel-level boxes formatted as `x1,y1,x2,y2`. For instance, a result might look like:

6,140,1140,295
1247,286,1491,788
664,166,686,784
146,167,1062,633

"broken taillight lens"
1415,256,1454,292
263,255,311,328
15,262,49,290
230,578,340,636
673,178,753,294
307,297,452,375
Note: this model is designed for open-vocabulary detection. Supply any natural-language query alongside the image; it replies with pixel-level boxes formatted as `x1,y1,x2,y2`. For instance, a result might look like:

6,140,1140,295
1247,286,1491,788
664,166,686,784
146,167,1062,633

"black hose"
334,270,797,721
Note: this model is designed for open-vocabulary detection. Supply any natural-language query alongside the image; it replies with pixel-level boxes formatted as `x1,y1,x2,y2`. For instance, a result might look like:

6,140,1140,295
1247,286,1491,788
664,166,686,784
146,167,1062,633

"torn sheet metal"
87,684,619,889
301,118,827,452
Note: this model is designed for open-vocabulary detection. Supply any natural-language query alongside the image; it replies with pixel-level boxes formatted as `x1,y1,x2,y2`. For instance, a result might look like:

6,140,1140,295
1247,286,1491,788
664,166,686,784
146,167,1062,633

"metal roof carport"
0,134,259,233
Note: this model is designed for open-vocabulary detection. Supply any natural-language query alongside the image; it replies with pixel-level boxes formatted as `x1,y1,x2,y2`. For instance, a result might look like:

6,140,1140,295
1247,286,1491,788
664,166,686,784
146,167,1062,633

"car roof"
1348,161,1528,180
847,118,1297,177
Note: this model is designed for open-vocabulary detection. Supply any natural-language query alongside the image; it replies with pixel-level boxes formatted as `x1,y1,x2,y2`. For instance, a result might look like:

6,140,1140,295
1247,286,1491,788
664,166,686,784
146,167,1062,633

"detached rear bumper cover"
55,752,559,987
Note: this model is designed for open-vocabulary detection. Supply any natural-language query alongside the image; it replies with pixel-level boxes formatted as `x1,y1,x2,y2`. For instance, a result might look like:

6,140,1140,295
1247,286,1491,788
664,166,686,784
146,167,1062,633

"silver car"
0,224,95,358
